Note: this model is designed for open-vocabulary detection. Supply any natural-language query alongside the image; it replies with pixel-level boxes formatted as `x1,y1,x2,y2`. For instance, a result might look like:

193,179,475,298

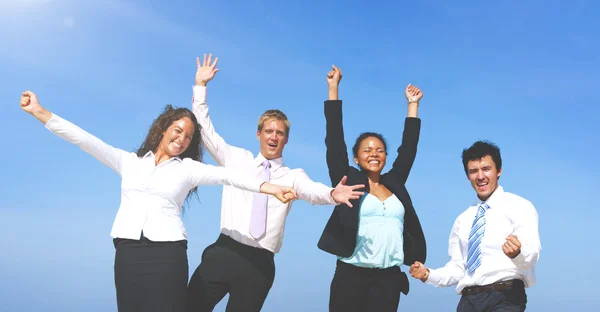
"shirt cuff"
254,180,266,194
43,113,61,129
425,268,442,286
192,85,207,103
328,188,339,205
510,245,531,268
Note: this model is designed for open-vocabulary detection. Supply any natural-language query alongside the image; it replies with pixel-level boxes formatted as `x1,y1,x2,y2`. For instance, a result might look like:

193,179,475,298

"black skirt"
113,236,188,312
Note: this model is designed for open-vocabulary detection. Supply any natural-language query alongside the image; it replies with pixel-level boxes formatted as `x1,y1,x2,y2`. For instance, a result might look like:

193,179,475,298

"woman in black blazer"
317,65,427,312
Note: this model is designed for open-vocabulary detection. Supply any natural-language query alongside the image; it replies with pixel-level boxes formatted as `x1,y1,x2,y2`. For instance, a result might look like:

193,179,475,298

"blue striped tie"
466,203,489,275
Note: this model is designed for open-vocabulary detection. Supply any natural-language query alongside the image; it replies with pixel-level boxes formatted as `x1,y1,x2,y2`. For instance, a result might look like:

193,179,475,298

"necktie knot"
478,203,489,215
261,160,271,169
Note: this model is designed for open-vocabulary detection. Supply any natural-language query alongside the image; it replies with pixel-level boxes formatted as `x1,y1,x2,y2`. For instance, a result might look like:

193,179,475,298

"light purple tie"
250,160,271,239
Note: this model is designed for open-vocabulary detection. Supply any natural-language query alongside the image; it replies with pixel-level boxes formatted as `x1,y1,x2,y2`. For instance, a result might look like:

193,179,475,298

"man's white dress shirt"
45,114,265,242
192,86,338,253
426,186,541,294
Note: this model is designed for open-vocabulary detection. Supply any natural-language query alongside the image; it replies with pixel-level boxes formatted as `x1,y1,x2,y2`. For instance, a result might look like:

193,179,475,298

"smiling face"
354,136,387,174
158,117,195,158
466,155,502,201
257,118,288,159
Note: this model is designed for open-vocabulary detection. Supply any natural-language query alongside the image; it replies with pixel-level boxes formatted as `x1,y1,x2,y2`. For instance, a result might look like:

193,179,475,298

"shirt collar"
254,153,283,171
142,150,182,162
475,185,504,208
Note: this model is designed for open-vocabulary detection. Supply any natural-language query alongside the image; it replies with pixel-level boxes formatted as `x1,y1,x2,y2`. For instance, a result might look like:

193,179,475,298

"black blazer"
317,100,427,293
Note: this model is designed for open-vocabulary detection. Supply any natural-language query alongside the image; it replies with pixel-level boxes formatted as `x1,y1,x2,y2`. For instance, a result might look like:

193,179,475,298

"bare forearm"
407,102,418,118
31,106,53,124
328,86,339,101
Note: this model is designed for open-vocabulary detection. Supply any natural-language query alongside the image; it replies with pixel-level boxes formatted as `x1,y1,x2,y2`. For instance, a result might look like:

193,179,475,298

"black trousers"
186,234,275,312
329,260,407,312
457,280,527,312
113,236,189,312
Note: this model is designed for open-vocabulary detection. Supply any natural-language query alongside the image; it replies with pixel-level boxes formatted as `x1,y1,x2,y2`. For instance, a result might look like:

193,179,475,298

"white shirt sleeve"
44,114,131,175
192,86,248,167
292,169,337,206
184,159,263,193
426,217,467,287
510,200,541,269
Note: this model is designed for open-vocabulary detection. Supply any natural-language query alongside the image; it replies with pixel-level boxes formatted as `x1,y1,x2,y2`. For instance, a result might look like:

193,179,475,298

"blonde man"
185,54,365,312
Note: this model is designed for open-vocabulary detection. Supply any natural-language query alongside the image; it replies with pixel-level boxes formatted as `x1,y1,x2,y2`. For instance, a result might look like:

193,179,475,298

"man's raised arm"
192,54,242,166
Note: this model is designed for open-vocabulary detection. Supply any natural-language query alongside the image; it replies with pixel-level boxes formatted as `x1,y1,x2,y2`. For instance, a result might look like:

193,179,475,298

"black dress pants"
457,279,527,312
113,236,189,312
186,234,275,312
329,260,408,312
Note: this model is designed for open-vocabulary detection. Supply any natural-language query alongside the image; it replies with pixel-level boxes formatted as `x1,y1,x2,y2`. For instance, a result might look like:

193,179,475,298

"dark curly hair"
136,104,203,205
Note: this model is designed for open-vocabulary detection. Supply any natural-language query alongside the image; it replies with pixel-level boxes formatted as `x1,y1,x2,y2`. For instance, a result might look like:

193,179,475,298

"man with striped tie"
409,140,541,311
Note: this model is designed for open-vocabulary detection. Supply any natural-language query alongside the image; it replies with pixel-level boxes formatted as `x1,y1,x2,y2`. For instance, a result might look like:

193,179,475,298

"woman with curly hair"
19,90,296,312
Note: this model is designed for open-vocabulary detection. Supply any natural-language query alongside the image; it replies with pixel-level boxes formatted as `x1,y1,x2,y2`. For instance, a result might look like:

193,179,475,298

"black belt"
461,279,524,296
216,234,274,258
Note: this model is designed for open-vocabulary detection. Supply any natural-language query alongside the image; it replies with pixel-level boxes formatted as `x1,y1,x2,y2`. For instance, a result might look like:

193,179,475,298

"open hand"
409,261,429,282
327,65,342,88
405,84,423,104
502,234,522,258
331,176,364,207
195,53,219,86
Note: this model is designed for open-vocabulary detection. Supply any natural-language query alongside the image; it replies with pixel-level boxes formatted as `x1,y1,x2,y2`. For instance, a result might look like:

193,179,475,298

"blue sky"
1,0,598,311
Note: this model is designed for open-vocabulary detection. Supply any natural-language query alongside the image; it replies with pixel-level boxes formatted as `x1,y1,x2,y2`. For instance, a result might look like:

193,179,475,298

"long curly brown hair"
136,104,203,205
